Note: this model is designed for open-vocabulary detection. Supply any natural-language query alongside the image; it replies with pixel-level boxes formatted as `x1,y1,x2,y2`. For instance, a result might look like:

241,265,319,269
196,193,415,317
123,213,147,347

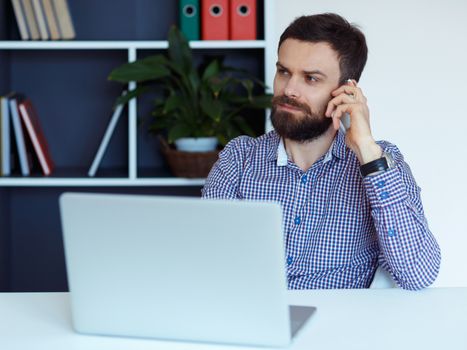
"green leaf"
163,94,184,114
221,65,250,75
202,60,220,81
222,95,250,105
207,77,230,96
188,71,200,94
217,134,228,147
114,86,151,106
200,96,223,122
168,123,192,142
167,25,193,75
249,94,273,109
242,79,254,93
108,56,171,83
240,79,254,95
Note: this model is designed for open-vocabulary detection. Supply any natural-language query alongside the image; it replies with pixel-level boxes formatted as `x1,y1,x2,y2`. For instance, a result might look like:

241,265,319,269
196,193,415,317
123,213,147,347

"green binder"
179,0,200,40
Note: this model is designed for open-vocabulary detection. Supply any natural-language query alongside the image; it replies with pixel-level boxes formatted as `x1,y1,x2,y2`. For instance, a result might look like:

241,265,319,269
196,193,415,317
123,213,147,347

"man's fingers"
328,81,368,131
326,93,356,117
330,103,354,129
331,103,348,118
332,115,340,130
331,84,362,99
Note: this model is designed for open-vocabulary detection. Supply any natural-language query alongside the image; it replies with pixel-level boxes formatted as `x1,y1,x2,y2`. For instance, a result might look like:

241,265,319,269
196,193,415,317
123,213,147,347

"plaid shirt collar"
268,131,347,167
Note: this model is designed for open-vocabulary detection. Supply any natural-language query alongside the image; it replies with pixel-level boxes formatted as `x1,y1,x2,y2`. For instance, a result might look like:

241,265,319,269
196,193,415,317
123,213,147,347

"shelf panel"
0,168,205,187
0,40,266,50
0,177,205,187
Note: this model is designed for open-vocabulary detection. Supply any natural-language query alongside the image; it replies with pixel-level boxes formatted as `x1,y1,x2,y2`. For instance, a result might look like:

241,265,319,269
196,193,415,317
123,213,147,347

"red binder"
230,0,256,40
202,0,229,40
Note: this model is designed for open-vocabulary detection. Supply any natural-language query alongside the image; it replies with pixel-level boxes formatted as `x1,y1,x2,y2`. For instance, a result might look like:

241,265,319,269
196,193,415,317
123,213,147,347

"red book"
18,99,54,176
202,0,229,40
230,0,256,40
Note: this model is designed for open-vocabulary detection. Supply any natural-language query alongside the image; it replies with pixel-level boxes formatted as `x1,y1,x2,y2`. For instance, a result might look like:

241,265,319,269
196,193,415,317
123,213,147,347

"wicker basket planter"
159,137,220,178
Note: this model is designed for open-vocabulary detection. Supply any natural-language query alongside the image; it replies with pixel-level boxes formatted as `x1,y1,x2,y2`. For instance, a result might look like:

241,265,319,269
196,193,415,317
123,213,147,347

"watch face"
383,151,395,169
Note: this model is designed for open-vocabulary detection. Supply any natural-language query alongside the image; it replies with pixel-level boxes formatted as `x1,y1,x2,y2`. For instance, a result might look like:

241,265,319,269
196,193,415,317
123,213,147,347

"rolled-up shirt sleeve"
363,142,441,290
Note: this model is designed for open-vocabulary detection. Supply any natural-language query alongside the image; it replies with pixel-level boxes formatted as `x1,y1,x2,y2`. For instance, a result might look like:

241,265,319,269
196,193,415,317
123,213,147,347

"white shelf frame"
0,177,205,187
127,47,137,181
0,2,275,187
0,40,266,50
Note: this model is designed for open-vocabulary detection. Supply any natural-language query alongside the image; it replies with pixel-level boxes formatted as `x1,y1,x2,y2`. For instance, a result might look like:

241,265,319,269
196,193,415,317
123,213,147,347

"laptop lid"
59,193,293,347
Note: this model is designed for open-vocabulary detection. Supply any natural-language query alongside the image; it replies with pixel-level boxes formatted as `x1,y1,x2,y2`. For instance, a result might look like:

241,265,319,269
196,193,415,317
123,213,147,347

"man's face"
271,39,341,142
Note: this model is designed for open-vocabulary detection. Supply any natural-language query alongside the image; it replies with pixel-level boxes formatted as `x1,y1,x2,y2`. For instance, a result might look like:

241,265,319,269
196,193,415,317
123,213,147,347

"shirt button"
294,216,301,225
388,228,397,237
380,191,390,200
301,175,308,184
287,256,293,265
377,180,386,188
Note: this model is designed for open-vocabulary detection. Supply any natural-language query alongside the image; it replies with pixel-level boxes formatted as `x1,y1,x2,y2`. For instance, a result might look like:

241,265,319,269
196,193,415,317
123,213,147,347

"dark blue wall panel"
68,0,177,40
10,50,129,174
9,186,202,292
0,51,9,94
0,189,11,291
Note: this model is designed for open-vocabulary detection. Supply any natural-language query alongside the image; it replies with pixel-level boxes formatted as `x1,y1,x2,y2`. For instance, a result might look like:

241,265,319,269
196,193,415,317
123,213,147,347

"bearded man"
202,13,441,290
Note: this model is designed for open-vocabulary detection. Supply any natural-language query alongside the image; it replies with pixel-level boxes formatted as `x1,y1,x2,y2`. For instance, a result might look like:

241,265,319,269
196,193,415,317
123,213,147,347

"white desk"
2,288,466,350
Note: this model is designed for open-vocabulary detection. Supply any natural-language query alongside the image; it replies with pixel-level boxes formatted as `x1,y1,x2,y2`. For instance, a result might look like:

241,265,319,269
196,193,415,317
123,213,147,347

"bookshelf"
0,0,275,291
0,39,267,187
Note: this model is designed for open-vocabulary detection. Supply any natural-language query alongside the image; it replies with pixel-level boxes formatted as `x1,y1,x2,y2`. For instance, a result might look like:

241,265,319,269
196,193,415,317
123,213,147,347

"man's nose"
284,78,300,99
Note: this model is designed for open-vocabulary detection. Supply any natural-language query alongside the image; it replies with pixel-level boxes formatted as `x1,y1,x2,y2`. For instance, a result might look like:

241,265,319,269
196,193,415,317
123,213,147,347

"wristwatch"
360,151,395,177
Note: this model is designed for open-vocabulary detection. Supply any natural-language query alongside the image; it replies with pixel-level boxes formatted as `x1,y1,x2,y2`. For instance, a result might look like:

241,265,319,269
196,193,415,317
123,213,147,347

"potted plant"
107,26,271,177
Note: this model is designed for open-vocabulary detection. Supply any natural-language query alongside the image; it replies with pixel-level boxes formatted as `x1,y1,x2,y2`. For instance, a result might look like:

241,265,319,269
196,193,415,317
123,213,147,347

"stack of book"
11,0,75,40
0,93,54,176
180,0,257,40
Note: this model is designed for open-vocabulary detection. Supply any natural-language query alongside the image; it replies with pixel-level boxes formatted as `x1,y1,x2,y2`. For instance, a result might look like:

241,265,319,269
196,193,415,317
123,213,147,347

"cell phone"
340,112,351,132
339,79,355,132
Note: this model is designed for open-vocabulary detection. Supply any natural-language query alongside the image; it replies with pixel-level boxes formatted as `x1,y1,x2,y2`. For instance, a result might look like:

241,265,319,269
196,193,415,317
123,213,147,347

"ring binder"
201,0,229,40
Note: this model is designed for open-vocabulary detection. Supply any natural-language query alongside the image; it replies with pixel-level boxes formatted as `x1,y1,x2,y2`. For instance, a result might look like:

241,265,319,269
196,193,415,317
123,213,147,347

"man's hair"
278,13,368,83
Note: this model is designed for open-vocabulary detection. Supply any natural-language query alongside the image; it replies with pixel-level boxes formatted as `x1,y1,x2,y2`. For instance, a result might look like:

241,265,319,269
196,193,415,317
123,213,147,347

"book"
230,0,256,40
201,0,229,40
18,99,54,176
21,0,40,40
0,96,11,176
52,0,75,40
88,94,126,177
180,0,200,40
9,96,30,176
11,0,30,40
41,0,60,40
32,0,49,40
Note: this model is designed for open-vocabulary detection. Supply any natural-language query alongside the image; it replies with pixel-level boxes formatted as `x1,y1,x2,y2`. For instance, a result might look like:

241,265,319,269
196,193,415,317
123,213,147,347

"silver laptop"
59,193,316,347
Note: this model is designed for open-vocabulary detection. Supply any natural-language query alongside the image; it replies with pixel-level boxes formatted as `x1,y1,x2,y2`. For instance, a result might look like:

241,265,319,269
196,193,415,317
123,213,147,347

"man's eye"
306,75,318,83
277,68,288,75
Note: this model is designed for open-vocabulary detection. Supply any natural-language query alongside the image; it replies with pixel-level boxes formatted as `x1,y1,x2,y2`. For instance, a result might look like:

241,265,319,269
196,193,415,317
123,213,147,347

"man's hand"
325,79,382,164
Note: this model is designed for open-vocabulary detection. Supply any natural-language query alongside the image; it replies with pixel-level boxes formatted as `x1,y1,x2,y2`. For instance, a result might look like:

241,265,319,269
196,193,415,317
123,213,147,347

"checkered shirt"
202,130,441,290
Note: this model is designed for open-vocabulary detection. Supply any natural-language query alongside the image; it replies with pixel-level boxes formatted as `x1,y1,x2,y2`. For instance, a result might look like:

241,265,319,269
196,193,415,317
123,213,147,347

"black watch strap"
360,157,389,177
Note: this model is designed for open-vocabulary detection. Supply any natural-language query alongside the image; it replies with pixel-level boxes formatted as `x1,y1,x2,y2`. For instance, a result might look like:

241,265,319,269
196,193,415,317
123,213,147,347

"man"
202,13,440,290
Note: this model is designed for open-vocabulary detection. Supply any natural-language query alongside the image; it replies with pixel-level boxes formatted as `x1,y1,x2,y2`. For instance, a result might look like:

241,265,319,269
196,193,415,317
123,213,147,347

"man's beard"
270,95,332,142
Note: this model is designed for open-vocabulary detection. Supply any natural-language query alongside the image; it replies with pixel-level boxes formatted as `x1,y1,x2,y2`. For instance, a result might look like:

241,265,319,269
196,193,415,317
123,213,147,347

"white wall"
270,0,467,287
